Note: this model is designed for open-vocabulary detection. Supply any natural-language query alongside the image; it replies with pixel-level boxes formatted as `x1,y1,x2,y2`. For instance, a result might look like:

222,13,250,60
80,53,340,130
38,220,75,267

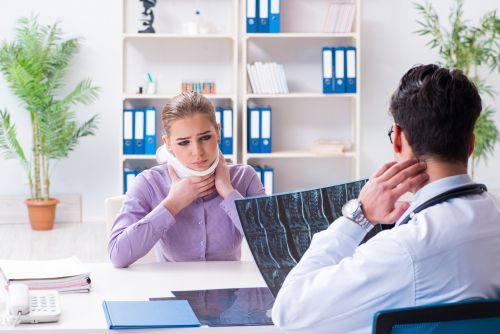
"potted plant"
0,16,100,230
414,0,500,179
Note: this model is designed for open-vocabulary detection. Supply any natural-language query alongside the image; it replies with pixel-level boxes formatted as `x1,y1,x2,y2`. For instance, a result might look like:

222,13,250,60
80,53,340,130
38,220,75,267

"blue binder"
123,169,136,194
133,109,145,154
123,109,134,155
257,0,269,33
322,47,333,94
246,0,258,33
221,108,233,154
248,107,261,153
144,107,156,155
345,46,357,93
215,107,223,152
262,165,274,195
259,106,272,153
102,300,200,329
269,0,280,33
334,47,346,93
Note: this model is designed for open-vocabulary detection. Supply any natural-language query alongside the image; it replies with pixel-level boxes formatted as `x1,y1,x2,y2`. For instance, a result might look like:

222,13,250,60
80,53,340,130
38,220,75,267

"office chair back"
373,299,500,334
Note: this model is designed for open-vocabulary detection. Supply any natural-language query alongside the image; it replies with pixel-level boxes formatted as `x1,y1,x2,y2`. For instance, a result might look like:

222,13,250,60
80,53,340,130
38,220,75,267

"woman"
109,92,266,267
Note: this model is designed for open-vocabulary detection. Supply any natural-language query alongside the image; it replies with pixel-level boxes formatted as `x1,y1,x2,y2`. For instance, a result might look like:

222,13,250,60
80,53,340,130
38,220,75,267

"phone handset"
8,283,29,316
4,283,61,325
156,144,219,179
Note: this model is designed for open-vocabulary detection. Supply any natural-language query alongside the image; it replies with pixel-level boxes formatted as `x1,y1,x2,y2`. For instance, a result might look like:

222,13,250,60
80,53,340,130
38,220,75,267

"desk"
0,261,282,333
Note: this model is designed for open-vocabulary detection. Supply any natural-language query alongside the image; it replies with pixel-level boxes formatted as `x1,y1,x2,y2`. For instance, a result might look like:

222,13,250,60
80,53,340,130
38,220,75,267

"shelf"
245,92,357,99
245,32,358,39
123,93,236,100
123,33,235,40
245,151,357,159
123,154,236,161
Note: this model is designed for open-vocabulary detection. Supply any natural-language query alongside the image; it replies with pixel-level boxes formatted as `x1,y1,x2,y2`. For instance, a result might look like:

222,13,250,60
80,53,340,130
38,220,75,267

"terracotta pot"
25,198,59,230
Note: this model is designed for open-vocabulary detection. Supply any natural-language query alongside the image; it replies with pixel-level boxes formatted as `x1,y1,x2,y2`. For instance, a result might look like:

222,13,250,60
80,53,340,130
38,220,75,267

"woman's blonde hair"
162,92,217,136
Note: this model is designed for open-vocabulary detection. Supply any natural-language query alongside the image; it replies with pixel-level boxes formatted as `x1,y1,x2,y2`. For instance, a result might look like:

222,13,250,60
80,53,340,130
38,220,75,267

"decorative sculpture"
138,0,156,33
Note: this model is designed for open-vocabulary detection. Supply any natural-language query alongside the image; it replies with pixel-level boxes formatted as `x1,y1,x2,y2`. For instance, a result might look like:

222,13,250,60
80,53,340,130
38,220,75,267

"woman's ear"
162,135,172,152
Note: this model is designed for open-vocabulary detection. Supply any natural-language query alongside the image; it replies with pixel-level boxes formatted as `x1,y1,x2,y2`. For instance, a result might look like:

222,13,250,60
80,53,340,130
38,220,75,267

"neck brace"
156,144,219,179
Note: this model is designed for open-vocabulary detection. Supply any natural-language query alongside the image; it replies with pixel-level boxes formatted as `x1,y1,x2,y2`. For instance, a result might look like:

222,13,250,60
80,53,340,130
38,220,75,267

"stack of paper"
247,62,289,94
0,256,91,293
311,139,349,155
323,2,356,33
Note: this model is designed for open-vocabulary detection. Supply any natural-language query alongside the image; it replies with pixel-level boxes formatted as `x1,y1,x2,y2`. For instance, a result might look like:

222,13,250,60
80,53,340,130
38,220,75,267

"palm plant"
0,16,100,202
414,0,500,178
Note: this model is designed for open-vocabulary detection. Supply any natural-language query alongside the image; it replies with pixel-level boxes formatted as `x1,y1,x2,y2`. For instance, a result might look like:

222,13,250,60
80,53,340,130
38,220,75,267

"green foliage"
414,0,500,172
474,107,500,163
0,16,100,200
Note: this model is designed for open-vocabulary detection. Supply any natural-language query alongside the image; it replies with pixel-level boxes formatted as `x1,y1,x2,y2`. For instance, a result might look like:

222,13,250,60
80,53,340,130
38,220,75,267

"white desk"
0,261,282,333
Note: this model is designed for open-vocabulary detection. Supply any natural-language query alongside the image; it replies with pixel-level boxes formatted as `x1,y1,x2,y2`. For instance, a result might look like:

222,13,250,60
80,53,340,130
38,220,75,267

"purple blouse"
108,163,265,267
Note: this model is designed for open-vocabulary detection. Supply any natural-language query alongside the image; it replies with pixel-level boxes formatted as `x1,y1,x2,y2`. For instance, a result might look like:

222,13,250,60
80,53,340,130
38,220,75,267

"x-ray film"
235,179,386,297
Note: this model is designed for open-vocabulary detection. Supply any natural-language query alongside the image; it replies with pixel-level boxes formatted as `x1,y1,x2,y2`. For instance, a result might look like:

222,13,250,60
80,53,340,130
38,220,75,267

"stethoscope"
398,183,488,226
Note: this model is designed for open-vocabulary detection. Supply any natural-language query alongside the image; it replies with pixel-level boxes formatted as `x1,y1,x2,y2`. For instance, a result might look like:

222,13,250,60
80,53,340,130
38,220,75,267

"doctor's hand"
214,151,235,199
358,158,428,225
163,165,215,216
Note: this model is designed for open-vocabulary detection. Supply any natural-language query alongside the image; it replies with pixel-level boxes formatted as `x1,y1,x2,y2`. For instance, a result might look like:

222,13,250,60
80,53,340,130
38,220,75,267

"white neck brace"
156,144,219,179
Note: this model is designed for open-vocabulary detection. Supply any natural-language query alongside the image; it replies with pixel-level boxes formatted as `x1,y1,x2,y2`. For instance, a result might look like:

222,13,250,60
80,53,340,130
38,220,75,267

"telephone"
156,144,219,179
6,283,61,324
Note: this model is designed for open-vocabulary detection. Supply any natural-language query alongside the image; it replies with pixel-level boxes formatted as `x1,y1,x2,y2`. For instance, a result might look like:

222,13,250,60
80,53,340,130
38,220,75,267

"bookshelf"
241,0,361,193
119,0,361,195
120,0,239,192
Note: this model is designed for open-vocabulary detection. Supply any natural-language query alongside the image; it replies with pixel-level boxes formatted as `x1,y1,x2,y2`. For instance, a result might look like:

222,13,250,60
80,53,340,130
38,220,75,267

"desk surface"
0,261,281,333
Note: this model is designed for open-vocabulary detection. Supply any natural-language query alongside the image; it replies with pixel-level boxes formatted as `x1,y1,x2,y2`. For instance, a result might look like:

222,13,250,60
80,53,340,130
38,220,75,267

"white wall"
361,0,500,187
0,0,498,221
0,0,122,221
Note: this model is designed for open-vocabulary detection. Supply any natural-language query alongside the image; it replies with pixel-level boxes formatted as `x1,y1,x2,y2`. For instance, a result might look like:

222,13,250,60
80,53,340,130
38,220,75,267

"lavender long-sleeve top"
108,163,265,267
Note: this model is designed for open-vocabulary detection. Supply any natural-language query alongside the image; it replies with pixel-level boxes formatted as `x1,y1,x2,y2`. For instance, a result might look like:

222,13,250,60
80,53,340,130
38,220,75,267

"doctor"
109,92,265,267
272,64,500,333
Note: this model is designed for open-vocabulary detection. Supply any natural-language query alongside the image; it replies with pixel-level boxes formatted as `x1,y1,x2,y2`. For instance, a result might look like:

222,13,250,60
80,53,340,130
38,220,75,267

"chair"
104,196,254,263
372,299,500,334
105,195,156,263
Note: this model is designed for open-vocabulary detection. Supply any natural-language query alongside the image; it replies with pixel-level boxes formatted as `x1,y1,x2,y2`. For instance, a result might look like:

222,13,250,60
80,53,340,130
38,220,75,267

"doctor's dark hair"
162,91,217,136
390,64,482,163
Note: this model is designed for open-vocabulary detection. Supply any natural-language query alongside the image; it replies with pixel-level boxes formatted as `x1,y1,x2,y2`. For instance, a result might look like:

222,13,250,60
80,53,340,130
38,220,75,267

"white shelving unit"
120,0,239,192
119,0,361,195
241,0,361,193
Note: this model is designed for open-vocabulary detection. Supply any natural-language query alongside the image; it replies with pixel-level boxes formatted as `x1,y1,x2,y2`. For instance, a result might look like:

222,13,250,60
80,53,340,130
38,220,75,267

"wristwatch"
341,199,374,232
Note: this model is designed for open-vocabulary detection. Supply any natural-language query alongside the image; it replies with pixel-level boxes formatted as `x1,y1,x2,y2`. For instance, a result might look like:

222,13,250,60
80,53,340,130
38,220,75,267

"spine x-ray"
235,179,386,297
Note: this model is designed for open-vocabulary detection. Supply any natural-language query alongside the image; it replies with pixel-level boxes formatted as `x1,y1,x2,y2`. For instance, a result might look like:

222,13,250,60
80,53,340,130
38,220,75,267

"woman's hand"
163,165,215,216
214,151,235,199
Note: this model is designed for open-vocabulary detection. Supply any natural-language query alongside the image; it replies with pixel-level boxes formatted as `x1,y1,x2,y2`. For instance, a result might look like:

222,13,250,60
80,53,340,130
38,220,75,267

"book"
102,300,201,329
323,2,356,33
247,62,289,94
311,139,347,155
0,256,91,293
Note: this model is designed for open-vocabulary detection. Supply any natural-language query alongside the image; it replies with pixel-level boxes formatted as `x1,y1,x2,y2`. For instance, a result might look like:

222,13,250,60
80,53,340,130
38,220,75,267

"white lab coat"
272,175,500,334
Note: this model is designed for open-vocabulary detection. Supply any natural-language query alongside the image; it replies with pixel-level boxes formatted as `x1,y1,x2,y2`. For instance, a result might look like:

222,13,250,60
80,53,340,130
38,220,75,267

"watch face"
342,199,359,217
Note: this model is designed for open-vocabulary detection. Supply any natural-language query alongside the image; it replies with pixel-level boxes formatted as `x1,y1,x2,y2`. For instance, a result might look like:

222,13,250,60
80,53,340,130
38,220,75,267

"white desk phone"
4,283,61,325
156,144,219,179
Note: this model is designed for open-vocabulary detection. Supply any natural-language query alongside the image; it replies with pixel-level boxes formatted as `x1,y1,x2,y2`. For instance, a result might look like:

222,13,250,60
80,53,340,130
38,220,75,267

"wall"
0,0,498,221
0,0,122,221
